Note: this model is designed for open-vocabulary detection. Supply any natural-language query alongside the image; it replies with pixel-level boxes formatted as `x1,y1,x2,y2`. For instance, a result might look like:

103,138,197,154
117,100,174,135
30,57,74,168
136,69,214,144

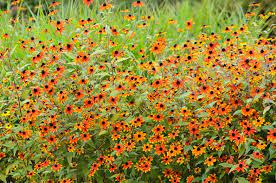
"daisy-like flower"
133,131,146,142
132,1,144,7
83,0,93,6
186,19,194,30
51,163,62,172
235,160,248,172
204,155,216,166
267,128,276,143
192,146,206,157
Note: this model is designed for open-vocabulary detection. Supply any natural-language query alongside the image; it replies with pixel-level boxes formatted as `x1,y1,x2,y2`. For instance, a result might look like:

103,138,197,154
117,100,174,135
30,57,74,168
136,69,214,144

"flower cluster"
0,0,275,182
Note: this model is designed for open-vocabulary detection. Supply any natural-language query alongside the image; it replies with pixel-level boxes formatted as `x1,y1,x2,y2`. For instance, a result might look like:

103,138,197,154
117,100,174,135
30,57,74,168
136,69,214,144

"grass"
0,0,270,76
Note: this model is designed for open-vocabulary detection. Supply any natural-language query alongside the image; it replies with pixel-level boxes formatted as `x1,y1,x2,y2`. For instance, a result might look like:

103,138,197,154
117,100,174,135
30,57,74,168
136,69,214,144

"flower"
64,105,74,115
133,1,144,7
99,3,112,11
192,146,206,157
204,155,216,166
186,19,194,29
267,128,276,143
133,131,146,142
114,143,124,155
1,111,10,117
241,105,255,116
235,160,248,172
51,163,62,172
83,0,93,6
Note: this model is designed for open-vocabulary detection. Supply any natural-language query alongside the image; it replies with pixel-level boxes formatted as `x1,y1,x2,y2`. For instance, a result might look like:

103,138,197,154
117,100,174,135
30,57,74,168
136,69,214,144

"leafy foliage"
0,0,275,182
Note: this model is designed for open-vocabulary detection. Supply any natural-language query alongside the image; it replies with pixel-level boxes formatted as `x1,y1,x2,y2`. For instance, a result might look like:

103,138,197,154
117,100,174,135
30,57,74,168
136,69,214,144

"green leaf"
269,144,276,160
236,177,250,183
92,49,106,55
206,101,217,108
110,173,120,179
0,173,6,183
233,110,241,116
116,57,130,62
263,98,275,105
178,92,191,99
246,98,252,104
98,130,108,136
238,144,245,158
5,160,20,175
184,145,192,152
263,106,271,116
67,153,73,165
229,165,238,174
219,163,233,168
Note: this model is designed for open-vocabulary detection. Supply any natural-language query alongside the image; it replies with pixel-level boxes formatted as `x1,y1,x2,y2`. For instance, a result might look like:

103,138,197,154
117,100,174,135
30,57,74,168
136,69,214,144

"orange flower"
80,133,91,141
133,1,144,7
133,131,146,142
122,161,133,169
152,125,165,134
18,130,32,139
51,163,62,172
112,50,123,58
109,96,118,105
0,152,6,160
83,0,93,6
99,3,112,11
143,144,152,152
241,105,255,116
192,146,205,157
32,87,41,96
235,160,248,172
124,14,136,21
47,135,57,144
204,155,216,166
114,143,124,155
64,105,74,115
49,1,61,7
172,79,183,88
153,114,164,121
151,44,162,54
267,128,276,143
155,144,166,155
152,79,163,88
186,19,194,30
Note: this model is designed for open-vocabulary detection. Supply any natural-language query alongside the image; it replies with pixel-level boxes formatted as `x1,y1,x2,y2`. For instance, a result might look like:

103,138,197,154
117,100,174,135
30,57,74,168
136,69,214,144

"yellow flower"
253,117,264,127
5,123,13,129
256,142,267,150
143,144,152,152
133,131,146,142
1,111,10,117
192,146,206,157
204,155,216,166
176,157,184,164
194,167,201,174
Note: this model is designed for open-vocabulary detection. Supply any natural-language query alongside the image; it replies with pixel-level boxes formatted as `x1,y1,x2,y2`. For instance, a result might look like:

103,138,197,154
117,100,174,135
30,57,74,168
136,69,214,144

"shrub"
0,0,275,182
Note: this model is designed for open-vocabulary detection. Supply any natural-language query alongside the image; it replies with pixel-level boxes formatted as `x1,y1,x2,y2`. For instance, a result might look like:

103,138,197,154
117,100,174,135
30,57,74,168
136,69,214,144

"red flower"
83,0,93,6
80,133,91,142
51,163,62,172
267,128,276,143
64,105,74,115
133,1,144,7
32,87,41,96
235,160,248,172
114,143,124,155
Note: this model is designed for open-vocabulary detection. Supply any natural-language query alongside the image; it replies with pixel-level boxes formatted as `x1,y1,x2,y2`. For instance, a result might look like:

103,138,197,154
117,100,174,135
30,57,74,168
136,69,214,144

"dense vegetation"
0,0,275,182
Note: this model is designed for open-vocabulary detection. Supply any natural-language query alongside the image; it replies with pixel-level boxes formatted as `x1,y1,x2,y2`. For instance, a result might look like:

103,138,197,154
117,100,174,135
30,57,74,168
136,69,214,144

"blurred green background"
0,0,274,12
0,0,274,37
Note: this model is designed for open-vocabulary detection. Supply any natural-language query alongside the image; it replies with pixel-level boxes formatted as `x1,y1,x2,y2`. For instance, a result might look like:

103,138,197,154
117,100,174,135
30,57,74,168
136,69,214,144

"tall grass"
0,0,270,87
